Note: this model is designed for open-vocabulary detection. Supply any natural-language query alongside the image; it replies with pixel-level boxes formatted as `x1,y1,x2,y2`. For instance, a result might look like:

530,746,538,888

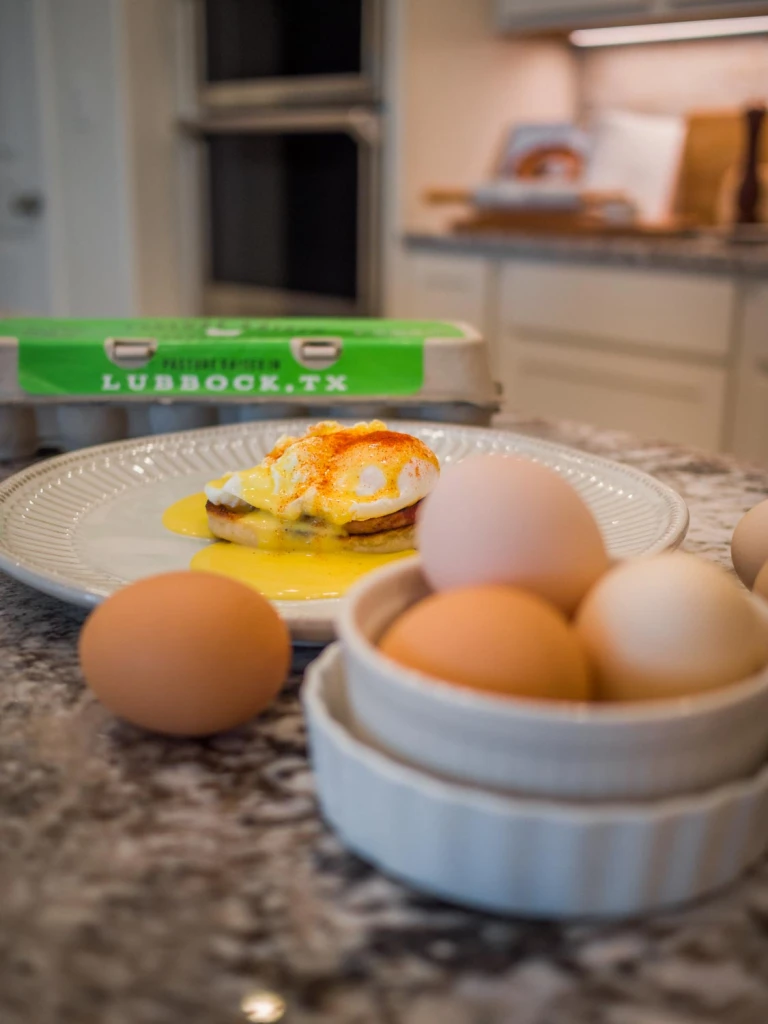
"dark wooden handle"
737,106,766,225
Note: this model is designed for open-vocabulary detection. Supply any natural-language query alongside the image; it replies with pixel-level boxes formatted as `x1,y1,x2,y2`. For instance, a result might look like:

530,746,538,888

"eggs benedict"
204,421,440,554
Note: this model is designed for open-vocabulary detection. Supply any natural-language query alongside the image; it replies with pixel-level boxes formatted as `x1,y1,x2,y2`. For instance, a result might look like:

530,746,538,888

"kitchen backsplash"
579,36,768,119
400,0,577,234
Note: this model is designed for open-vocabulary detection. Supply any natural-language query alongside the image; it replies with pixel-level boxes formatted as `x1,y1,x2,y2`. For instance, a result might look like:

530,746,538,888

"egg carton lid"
0,317,499,408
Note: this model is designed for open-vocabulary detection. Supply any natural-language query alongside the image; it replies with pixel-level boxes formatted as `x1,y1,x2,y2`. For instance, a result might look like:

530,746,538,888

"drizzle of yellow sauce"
162,492,214,539
190,544,412,601
162,491,413,600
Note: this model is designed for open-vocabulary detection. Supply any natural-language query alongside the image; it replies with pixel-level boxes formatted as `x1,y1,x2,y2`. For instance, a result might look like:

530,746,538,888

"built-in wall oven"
182,0,385,317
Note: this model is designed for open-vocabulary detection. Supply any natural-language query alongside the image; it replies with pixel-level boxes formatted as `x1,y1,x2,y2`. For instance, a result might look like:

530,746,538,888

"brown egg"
79,572,291,735
731,497,768,589
379,585,593,702
753,560,768,602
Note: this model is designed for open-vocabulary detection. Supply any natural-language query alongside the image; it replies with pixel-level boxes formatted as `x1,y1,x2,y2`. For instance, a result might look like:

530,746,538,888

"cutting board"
426,188,692,236
676,110,768,226
450,209,691,238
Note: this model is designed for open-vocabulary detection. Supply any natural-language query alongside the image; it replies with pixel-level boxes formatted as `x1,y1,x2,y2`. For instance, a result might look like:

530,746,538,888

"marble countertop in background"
2,417,768,1024
405,231,768,276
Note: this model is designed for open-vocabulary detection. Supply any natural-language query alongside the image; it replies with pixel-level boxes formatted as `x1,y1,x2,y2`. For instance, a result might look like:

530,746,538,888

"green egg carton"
0,317,499,455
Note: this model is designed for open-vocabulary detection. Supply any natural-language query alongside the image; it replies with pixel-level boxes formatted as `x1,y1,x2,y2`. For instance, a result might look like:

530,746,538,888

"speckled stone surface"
405,231,768,276
2,419,768,1024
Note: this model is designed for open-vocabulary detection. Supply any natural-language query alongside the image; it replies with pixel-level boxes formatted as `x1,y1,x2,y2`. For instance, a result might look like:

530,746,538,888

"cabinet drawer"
504,339,726,449
500,262,735,359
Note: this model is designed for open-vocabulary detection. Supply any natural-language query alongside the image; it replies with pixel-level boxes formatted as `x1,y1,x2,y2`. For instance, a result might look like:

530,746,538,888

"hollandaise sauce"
162,492,413,600
191,544,411,601
162,493,214,539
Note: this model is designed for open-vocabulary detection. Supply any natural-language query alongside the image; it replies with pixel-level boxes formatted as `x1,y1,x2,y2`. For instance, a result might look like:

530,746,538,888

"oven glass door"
205,0,362,81
199,0,381,107
197,113,380,316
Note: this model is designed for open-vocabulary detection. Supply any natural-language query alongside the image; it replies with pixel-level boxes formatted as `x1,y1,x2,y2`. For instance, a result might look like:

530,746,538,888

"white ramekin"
304,643,768,919
336,557,768,802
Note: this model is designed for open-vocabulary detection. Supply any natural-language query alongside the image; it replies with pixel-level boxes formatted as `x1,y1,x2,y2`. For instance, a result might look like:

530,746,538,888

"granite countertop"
2,417,768,1024
405,230,768,276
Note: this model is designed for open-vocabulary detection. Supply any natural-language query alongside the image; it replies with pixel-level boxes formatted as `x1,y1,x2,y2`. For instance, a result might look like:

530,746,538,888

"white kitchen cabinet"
504,338,727,449
497,260,732,448
668,1,768,12
495,0,656,32
396,244,747,451
495,0,768,32
396,251,491,328
730,283,768,465
501,262,735,359
394,250,497,366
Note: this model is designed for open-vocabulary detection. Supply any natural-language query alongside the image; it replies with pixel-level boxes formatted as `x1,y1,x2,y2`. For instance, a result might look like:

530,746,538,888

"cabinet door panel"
496,0,768,30
400,253,488,322
504,339,726,449
670,1,768,10
500,262,735,359
395,251,493,362
496,0,649,30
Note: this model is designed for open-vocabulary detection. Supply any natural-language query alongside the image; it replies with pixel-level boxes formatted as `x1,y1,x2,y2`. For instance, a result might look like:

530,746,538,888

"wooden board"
426,187,691,236
451,209,692,238
423,187,473,205
676,110,768,226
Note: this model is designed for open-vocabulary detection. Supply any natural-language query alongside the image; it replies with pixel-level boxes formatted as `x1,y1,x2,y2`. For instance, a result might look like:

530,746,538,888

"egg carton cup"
0,322,500,455
0,400,497,458
304,643,768,920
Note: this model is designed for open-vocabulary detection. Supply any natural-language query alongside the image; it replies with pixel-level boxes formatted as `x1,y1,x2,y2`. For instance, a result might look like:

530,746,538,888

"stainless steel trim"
359,111,382,314
189,107,383,316
200,76,378,110
182,0,385,316
197,121,214,317
362,0,385,99
182,106,380,140
192,0,208,114
192,0,383,110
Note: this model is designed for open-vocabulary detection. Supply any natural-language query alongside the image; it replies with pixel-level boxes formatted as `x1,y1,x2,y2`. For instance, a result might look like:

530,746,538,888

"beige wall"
121,0,185,315
398,0,578,234
40,0,136,315
579,36,768,119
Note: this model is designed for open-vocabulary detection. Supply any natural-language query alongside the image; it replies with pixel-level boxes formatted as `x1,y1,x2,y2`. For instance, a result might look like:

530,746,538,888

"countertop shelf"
405,230,768,277
1,418,768,1023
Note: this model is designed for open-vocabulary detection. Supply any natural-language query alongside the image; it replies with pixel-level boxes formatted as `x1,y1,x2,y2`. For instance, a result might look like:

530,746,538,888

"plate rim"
0,419,690,632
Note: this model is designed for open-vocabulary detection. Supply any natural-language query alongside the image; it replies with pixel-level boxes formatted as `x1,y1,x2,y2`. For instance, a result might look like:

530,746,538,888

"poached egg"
204,421,440,526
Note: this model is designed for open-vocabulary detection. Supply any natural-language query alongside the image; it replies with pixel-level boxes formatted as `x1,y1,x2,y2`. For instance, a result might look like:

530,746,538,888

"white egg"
417,455,610,615
575,553,768,702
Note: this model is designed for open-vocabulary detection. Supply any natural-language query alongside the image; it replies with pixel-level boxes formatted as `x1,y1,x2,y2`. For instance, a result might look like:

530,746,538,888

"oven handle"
180,108,381,146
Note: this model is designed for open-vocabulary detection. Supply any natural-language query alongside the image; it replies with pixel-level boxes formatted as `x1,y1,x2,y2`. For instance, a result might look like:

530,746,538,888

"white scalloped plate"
0,420,688,643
